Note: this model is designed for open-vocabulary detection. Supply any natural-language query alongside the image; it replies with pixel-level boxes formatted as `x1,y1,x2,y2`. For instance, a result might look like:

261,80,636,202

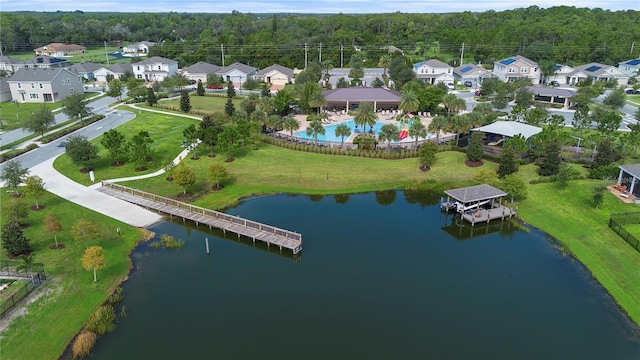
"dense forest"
1,6,639,69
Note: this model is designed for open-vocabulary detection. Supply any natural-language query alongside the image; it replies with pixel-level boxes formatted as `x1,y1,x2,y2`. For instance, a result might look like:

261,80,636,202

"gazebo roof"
619,164,640,178
444,184,507,204
471,121,542,140
322,87,401,102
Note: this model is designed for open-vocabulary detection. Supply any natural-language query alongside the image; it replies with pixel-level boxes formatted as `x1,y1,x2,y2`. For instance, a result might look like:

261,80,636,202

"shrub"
588,164,619,180
87,305,116,336
72,330,97,359
107,287,124,306
498,174,528,201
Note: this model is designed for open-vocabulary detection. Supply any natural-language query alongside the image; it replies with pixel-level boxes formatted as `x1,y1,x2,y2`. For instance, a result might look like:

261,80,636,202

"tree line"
2,6,639,69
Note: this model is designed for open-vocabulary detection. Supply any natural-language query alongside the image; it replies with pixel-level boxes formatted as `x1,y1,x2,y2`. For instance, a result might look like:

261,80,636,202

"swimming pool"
294,119,433,143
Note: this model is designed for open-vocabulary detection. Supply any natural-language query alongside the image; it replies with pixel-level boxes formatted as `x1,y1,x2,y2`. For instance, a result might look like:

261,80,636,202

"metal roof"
256,64,294,77
444,184,508,204
526,86,576,97
471,121,542,140
322,87,401,102
619,164,640,179
216,62,257,75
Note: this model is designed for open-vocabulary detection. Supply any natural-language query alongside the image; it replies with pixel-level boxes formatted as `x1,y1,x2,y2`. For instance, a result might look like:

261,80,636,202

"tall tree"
65,135,99,170
467,131,485,162
419,140,438,168
61,93,92,121
2,198,30,225
82,246,106,283
23,175,45,209
306,119,326,145
591,106,622,140
1,221,31,257
603,87,626,108
208,163,229,189
498,146,517,178
44,213,63,248
0,160,30,196
179,90,191,112
128,131,153,169
399,90,419,116
428,115,447,144
71,219,101,248
173,162,196,194
538,140,562,176
378,54,392,76
106,78,124,100
146,87,157,106
334,123,351,148
224,98,236,117
100,129,127,165
283,117,300,137
408,121,427,148
23,106,55,138
182,124,200,158
378,123,400,151
353,101,377,133
308,89,327,115
196,80,205,96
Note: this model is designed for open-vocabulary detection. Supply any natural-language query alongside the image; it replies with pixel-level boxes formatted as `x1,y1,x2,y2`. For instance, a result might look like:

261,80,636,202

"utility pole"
304,43,308,69
460,42,465,66
104,41,110,65
340,44,343,68
221,44,225,67
319,42,322,63
631,42,635,55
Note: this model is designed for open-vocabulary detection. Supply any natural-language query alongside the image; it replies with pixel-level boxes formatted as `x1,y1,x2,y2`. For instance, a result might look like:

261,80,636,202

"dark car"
550,80,560,87
464,81,473,87
57,141,67,148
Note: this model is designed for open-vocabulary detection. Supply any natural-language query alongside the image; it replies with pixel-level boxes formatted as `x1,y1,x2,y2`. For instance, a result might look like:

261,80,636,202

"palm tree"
321,60,333,77
378,123,400,151
538,59,557,85
409,121,427,148
442,93,458,116
309,90,327,115
428,115,447,144
378,54,392,76
453,98,467,114
399,90,420,119
334,123,351,148
354,101,377,133
283,117,299,137
306,119,325,145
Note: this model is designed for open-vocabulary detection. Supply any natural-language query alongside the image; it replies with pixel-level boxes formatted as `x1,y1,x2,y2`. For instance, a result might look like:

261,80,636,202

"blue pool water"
294,119,432,143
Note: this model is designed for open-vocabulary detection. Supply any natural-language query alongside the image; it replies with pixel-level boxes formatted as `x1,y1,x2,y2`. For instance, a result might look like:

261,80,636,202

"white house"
180,61,222,83
493,55,540,84
132,56,178,82
617,59,640,78
215,62,257,88
122,41,156,56
569,62,629,86
94,63,134,83
412,59,454,85
544,64,575,85
453,63,495,87
254,64,294,91
7,68,84,103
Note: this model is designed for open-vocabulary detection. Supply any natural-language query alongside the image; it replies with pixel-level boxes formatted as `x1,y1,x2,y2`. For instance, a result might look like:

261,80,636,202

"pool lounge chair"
488,138,504,146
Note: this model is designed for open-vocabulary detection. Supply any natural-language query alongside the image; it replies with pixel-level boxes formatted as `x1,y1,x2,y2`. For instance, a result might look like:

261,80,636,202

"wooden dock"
459,205,516,226
98,182,302,254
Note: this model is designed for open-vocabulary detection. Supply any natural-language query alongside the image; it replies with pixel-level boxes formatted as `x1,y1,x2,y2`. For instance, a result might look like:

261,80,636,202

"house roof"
7,68,77,82
322,87,401,102
136,56,178,65
573,62,625,77
453,63,493,77
70,62,102,74
495,55,538,67
619,164,640,178
413,59,451,69
24,56,70,66
182,61,221,74
0,56,26,65
444,184,508,204
526,85,576,97
0,78,9,92
106,63,133,73
471,121,542,140
620,59,640,66
217,62,257,75
34,43,86,52
256,64,294,77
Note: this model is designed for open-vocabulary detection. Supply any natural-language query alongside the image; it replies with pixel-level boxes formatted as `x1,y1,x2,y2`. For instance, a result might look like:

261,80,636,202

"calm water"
90,191,640,360
294,119,432,142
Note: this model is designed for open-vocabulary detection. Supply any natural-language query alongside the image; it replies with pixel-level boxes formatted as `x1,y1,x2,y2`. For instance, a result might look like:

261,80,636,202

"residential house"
70,62,102,81
132,56,178,82
23,56,71,70
122,41,156,56
94,63,134,83
569,62,629,86
453,63,495,87
617,58,640,78
0,78,12,102
544,64,575,85
180,61,222,83
215,62,257,88
0,56,28,75
412,59,454,85
7,68,84,103
493,55,540,84
34,43,86,57
254,64,294,91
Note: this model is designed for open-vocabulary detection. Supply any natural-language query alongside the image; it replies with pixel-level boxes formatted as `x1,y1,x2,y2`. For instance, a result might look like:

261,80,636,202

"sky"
1,0,636,13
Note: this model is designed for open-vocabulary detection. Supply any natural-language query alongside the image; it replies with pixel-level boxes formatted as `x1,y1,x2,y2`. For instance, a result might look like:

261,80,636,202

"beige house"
34,43,86,57
7,68,84,103
180,61,222,83
254,64,294,91
493,55,540,84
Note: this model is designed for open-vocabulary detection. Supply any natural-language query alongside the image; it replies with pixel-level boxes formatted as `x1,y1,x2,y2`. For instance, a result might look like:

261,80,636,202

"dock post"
205,238,209,254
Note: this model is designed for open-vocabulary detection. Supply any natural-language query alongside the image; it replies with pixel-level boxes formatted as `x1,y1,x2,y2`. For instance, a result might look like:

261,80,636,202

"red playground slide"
399,129,408,140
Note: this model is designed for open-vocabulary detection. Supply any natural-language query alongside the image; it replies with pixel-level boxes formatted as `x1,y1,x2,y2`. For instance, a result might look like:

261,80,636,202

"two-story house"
34,43,86,57
453,63,494,87
94,63,134,83
493,55,540,84
253,64,294,91
215,62,257,88
180,61,222,84
7,68,84,103
132,56,179,82
70,62,103,81
543,64,575,85
412,59,454,85
122,41,156,56
617,59,640,79
569,62,629,86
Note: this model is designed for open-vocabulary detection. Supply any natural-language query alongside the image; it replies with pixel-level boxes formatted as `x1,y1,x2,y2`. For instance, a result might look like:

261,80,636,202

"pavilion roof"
444,184,508,204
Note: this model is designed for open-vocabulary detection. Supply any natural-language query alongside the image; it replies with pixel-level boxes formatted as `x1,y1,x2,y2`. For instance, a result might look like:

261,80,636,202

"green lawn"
0,191,147,360
8,47,126,65
157,94,240,114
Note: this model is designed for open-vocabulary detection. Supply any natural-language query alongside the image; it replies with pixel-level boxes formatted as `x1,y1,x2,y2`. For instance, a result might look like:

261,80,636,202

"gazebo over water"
441,184,517,226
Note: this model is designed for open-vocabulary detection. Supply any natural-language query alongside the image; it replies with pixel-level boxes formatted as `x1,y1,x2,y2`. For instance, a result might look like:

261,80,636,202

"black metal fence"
0,259,47,317
608,212,640,252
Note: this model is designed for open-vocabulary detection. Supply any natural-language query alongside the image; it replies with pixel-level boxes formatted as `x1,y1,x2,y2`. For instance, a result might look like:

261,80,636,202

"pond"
90,191,640,359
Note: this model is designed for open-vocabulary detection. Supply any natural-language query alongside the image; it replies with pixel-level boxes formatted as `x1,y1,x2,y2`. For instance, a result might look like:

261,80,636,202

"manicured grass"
53,112,199,185
157,94,241,114
8,47,124,65
519,179,640,325
0,191,146,360
622,223,640,239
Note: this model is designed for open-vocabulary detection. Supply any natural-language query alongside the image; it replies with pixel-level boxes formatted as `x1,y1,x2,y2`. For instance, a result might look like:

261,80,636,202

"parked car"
464,81,473,87
625,88,640,94
550,80,560,87
206,84,223,89
446,83,455,90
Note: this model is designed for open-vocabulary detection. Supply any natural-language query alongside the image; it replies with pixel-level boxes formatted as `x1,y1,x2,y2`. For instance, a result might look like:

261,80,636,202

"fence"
608,212,640,252
0,272,46,317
